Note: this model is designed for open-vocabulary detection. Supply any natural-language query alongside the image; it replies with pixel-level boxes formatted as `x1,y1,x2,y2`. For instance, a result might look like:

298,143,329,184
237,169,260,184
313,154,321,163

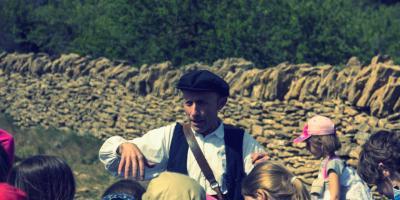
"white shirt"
99,122,265,195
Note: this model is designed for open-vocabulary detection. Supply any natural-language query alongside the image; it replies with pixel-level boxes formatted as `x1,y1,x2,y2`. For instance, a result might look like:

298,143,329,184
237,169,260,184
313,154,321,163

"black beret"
176,70,229,97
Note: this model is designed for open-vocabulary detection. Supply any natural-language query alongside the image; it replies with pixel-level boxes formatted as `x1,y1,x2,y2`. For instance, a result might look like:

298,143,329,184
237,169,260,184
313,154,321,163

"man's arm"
242,132,268,173
117,142,151,179
99,135,127,175
99,124,176,179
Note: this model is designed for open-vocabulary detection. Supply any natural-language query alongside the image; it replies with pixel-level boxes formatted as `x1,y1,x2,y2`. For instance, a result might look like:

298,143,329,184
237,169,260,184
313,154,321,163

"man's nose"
190,103,200,116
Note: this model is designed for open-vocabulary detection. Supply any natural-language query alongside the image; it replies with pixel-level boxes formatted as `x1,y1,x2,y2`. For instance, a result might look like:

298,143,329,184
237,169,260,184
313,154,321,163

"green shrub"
0,0,399,67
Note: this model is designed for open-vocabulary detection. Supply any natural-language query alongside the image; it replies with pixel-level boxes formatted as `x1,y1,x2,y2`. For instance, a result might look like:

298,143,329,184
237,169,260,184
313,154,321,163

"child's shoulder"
326,158,345,175
328,157,345,165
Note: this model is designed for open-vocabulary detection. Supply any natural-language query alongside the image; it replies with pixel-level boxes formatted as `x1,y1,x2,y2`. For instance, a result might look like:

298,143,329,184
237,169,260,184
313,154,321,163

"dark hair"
358,130,400,184
0,145,11,182
8,155,75,200
307,134,341,158
102,179,145,200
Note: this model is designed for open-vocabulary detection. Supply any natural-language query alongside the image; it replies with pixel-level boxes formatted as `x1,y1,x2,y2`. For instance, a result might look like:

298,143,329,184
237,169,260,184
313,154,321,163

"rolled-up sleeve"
242,131,266,174
99,135,127,176
98,123,176,179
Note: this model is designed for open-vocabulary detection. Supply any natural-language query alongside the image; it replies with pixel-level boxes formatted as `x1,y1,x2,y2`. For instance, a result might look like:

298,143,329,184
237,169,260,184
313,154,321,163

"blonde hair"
142,172,205,200
242,161,310,200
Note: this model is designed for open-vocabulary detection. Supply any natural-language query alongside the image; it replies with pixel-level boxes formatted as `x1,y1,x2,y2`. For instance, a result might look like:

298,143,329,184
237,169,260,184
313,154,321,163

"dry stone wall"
1,52,399,118
0,52,399,192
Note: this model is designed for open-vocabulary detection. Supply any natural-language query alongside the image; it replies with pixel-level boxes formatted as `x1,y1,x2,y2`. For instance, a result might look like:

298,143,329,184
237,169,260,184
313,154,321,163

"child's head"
0,145,11,182
241,161,310,200
142,172,206,200
102,179,145,200
358,130,400,198
0,129,15,170
294,115,341,158
8,155,76,200
0,129,15,182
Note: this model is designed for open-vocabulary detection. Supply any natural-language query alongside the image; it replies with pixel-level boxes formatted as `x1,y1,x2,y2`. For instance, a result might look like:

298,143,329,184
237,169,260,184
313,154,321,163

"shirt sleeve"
98,123,177,179
326,159,344,177
98,135,126,176
242,131,266,174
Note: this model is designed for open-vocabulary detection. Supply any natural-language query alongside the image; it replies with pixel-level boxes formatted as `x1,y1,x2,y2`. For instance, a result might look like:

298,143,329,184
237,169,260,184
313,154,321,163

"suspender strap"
181,123,225,200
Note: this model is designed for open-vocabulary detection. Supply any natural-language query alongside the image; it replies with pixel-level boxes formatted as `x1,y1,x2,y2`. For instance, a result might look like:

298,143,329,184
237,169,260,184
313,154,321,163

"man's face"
181,90,226,135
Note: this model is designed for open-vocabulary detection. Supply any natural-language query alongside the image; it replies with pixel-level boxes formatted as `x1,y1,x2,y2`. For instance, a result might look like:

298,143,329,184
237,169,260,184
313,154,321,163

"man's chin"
191,125,206,134
191,126,202,133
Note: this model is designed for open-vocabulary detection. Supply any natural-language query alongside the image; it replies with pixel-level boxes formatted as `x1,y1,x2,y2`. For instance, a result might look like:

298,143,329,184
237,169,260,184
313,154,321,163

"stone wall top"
0,52,399,117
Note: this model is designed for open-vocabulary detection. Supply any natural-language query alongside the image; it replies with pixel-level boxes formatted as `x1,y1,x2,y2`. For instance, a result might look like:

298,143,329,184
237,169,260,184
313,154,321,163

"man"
99,70,268,200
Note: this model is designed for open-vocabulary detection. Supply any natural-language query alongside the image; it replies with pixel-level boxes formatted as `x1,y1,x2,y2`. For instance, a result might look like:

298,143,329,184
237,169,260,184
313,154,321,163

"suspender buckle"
210,181,220,190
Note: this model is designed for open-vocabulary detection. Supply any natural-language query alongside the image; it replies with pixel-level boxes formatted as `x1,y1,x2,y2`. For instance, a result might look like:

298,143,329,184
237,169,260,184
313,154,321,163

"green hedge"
0,0,399,67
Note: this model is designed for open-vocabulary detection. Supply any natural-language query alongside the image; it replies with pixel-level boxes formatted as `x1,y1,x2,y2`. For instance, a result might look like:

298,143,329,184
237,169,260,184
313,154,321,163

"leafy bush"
0,0,399,67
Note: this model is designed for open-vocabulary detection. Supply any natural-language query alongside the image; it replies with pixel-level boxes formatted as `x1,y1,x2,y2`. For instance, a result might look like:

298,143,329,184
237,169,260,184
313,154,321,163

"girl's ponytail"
291,177,310,200
242,161,311,200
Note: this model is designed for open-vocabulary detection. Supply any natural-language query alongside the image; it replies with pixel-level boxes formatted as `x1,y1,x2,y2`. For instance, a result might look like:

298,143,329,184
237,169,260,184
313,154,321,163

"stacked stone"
1,70,399,183
1,52,399,199
1,52,399,118
0,72,184,139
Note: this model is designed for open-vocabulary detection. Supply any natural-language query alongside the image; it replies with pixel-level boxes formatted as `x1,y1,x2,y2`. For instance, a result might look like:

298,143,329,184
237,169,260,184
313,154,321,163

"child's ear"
256,189,267,200
382,169,391,178
378,163,391,178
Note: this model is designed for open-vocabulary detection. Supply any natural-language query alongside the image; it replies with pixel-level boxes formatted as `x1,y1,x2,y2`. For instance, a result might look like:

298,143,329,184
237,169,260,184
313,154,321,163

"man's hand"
117,142,153,180
251,152,269,165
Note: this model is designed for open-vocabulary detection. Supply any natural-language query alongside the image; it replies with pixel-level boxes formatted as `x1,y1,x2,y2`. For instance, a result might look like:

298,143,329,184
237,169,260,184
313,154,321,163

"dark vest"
167,123,245,200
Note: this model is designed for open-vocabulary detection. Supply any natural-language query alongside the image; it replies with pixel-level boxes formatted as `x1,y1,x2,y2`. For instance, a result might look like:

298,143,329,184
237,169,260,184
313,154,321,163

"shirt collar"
192,122,224,139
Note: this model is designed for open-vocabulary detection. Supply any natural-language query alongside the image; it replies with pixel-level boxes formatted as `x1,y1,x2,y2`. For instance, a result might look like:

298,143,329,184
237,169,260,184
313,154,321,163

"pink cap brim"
293,133,311,143
293,124,311,143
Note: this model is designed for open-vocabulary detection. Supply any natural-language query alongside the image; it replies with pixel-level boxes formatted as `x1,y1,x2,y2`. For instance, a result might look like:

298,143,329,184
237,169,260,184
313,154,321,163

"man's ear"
217,97,227,110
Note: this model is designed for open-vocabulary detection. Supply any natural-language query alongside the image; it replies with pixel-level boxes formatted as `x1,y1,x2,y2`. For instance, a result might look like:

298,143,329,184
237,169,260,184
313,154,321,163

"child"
0,129,15,166
142,172,206,200
293,115,342,200
0,129,15,182
102,179,145,200
357,130,400,200
241,161,310,200
0,144,11,182
8,155,76,200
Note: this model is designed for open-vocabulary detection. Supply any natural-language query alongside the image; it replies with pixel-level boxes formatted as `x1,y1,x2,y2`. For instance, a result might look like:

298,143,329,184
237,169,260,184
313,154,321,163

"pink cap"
293,115,335,143
0,129,15,166
0,183,27,200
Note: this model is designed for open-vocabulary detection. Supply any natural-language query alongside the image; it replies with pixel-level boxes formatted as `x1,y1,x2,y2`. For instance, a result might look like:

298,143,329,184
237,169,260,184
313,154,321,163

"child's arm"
328,170,340,200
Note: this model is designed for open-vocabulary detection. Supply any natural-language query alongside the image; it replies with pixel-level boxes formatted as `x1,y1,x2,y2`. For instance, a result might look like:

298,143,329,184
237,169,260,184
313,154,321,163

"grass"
0,113,117,199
